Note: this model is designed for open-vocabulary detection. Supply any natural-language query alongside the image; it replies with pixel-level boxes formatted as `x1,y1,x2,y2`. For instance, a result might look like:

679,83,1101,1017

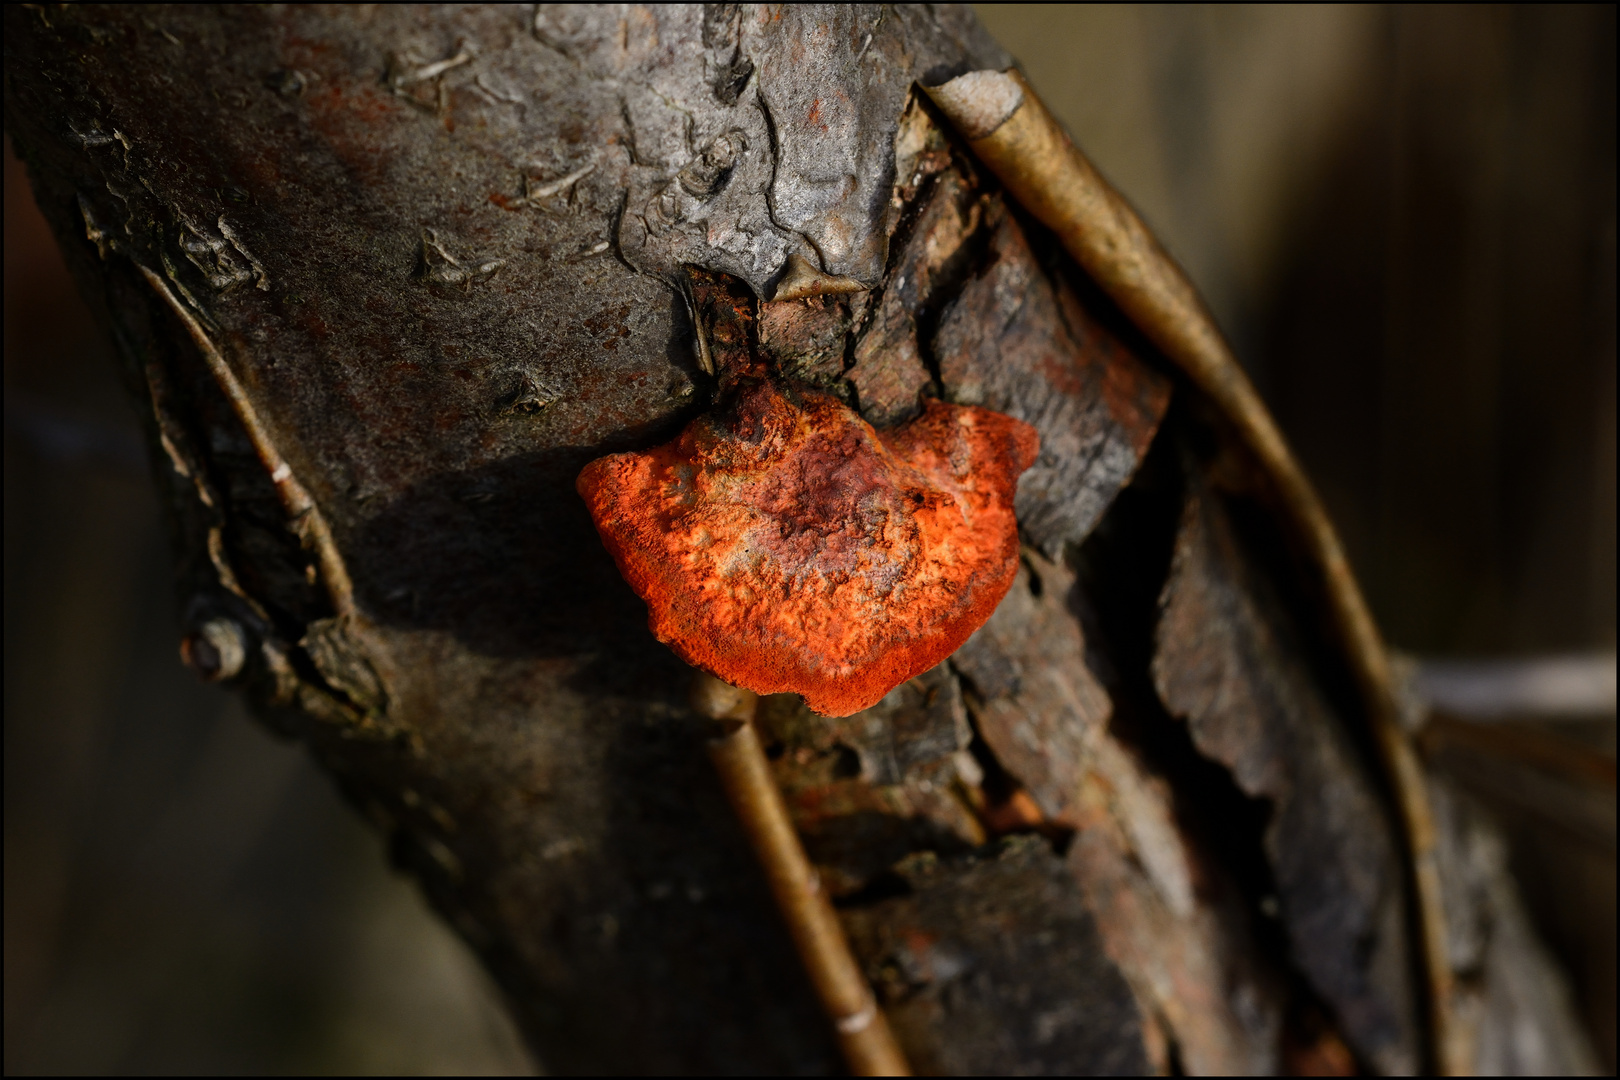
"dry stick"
690,671,910,1077
925,71,1462,1075
139,264,355,619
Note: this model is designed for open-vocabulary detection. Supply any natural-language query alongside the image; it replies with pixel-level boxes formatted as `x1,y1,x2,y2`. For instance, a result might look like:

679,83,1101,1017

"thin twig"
140,264,354,618
690,671,910,1076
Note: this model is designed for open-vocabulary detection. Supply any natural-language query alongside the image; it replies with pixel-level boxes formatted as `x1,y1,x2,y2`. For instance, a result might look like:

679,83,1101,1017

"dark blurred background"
5,5,1614,1073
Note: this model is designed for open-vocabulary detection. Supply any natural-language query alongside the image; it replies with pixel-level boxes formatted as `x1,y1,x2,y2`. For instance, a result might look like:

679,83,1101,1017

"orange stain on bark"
578,379,1038,715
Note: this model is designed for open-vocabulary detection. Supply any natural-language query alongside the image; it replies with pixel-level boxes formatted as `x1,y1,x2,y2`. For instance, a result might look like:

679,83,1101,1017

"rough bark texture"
4,4,1596,1074
1154,480,1417,1073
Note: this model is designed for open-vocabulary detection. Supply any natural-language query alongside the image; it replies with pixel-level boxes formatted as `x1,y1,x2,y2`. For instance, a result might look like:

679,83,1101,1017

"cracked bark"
4,5,1595,1074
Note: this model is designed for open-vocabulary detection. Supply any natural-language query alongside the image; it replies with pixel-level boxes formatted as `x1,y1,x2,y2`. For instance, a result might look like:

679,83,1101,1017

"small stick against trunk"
690,671,910,1077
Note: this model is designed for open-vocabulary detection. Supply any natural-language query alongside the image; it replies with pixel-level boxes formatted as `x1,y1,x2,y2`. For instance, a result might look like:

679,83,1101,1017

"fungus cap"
578,380,1038,716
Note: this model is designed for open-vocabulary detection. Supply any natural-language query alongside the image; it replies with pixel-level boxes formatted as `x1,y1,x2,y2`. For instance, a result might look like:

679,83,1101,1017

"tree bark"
4,5,1597,1073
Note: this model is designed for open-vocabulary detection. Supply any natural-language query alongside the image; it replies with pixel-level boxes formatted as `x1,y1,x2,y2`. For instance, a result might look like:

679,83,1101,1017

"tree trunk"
4,5,1596,1073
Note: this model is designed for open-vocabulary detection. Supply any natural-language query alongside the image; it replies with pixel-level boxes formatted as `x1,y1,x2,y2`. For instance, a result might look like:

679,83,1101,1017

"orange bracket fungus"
578,269,1038,716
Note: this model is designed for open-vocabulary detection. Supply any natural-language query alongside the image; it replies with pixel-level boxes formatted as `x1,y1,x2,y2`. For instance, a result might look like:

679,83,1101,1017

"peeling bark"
1154,479,1417,1073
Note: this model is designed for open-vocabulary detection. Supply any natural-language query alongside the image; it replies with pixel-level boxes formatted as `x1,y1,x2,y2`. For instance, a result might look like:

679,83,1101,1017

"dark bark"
1155,478,1418,1072
4,4,1594,1073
